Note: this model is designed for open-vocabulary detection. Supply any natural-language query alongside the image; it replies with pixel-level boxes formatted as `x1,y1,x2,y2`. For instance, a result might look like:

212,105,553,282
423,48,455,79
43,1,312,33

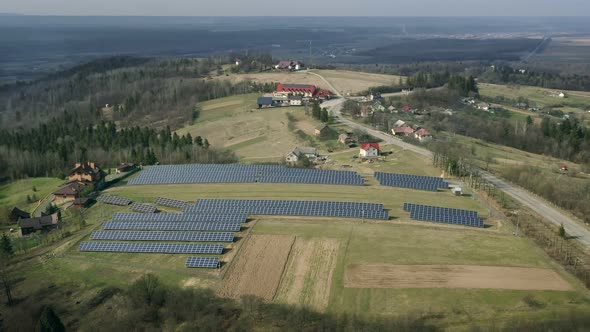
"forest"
0,54,276,130
0,108,237,179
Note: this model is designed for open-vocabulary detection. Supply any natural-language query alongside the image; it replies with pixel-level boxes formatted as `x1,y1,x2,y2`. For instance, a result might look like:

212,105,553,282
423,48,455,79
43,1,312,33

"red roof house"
359,143,380,158
414,128,432,142
392,127,415,136
402,105,412,112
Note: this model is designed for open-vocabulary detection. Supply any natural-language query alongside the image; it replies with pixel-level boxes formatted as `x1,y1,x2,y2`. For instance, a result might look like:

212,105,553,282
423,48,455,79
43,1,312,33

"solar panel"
129,202,158,213
127,164,365,186
374,172,448,192
154,197,188,209
404,202,484,228
97,195,132,206
185,257,220,269
91,230,235,242
112,212,247,223
79,241,224,254
102,221,242,232
183,199,389,220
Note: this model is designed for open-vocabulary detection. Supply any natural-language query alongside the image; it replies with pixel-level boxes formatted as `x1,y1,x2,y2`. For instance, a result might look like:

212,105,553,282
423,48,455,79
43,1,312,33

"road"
319,80,590,250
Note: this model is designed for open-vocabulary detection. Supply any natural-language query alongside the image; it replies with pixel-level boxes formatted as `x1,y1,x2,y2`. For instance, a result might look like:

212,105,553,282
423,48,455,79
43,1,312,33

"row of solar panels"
154,197,188,209
374,172,449,192
192,199,384,211
91,230,235,242
128,164,364,186
112,212,248,223
79,242,224,254
129,202,158,213
103,221,242,232
404,202,484,228
97,195,132,206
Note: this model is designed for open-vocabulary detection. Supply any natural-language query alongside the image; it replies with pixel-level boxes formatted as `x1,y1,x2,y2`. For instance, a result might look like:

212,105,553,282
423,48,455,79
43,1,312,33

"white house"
359,143,380,158
286,147,317,163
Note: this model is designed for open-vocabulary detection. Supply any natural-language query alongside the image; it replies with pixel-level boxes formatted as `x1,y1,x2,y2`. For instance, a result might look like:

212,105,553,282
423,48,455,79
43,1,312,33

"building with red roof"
359,143,380,158
402,105,413,112
414,128,432,142
392,127,415,136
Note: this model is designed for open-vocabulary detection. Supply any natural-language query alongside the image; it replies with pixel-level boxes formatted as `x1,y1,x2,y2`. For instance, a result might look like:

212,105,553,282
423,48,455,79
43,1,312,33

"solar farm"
404,203,485,228
375,172,449,191
128,164,364,185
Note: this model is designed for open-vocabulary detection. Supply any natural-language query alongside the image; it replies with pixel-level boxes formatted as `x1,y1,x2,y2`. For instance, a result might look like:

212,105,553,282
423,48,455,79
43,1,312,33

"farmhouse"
392,126,415,136
359,143,380,158
286,147,318,163
52,182,86,203
415,128,433,142
10,207,30,223
477,102,491,111
116,162,136,174
275,60,304,71
314,124,332,137
68,162,105,186
19,213,60,236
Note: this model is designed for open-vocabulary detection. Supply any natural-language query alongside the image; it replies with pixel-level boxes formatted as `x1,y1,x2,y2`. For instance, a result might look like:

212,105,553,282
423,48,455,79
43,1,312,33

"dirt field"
218,234,295,301
275,238,340,311
314,70,403,96
344,264,572,291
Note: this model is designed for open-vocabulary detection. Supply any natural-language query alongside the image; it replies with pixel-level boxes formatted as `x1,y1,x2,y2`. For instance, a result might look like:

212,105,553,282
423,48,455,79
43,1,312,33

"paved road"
320,81,590,250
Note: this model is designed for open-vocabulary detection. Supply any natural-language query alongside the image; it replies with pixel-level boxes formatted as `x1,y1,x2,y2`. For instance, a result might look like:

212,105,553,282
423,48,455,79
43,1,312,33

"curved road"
318,79,590,250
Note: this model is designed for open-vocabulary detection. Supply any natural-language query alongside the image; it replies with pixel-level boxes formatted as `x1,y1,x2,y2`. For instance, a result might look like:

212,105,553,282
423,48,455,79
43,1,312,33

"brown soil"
218,234,295,301
202,100,243,111
344,264,572,291
275,238,339,311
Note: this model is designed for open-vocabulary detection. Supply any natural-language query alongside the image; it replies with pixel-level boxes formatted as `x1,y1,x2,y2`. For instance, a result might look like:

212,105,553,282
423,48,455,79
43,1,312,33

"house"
313,89,332,100
257,97,274,108
68,162,105,185
387,105,396,112
275,60,304,71
314,124,332,137
402,105,413,112
393,120,407,128
392,127,415,136
53,182,86,203
371,101,385,113
116,162,136,174
19,213,60,236
515,102,528,109
276,83,317,98
360,105,373,118
289,95,303,106
9,207,30,223
452,187,463,196
286,147,318,163
477,103,490,111
442,109,454,116
560,165,568,172
234,58,242,66
368,91,382,101
559,92,566,98
414,128,433,142
359,143,380,158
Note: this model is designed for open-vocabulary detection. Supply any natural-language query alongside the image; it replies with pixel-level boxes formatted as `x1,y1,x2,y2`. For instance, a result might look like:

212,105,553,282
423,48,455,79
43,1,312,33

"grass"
253,218,590,328
0,177,63,213
313,69,403,96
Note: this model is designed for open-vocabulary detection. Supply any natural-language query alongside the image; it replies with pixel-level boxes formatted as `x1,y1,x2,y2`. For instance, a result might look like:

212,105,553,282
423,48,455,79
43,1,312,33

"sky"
1,0,588,16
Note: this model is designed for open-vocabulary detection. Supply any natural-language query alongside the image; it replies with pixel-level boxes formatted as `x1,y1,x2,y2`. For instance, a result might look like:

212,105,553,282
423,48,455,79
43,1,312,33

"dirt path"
344,264,572,291
275,238,339,311
218,234,295,301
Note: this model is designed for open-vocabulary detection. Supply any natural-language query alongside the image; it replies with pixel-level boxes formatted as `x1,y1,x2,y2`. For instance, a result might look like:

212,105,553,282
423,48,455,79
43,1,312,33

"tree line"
478,65,590,91
0,109,237,179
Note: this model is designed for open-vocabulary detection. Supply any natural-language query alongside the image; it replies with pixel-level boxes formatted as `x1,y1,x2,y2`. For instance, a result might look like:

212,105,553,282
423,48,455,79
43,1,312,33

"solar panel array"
403,203,484,228
96,195,132,206
154,197,188,209
112,212,247,223
129,202,158,213
103,221,242,232
79,241,224,254
184,199,389,220
91,230,235,242
128,164,364,186
186,257,220,269
375,172,449,192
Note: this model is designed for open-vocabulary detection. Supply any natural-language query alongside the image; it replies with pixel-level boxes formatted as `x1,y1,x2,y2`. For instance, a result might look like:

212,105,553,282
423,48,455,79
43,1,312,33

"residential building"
415,128,433,142
275,60,304,71
285,147,318,163
477,102,490,111
68,162,105,185
393,120,407,128
314,124,332,137
9,207,30,223
359,143,380,158
19,213,60,236
53,182,86,203
289,95,303,106
338,132,355,146
392,127,415,136
360,105,373,118
275,84,317,98
116,163,136,174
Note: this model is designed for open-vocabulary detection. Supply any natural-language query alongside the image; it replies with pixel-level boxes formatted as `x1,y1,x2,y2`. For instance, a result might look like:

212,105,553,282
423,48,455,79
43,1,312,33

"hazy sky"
1,0,588,16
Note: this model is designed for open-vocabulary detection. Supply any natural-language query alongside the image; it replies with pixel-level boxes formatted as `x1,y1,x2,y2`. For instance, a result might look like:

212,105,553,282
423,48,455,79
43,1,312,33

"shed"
257,97,274,108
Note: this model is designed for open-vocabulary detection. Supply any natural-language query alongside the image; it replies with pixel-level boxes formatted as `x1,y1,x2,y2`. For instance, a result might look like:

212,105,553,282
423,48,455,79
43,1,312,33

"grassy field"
312,70,403,96
479,83,590,124
0,177,64,214
176,94,327,162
